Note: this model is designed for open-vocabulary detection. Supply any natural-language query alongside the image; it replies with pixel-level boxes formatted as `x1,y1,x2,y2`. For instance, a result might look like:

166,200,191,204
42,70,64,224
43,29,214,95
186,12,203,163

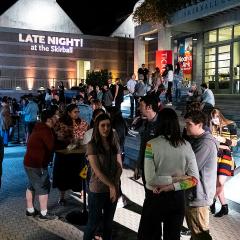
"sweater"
24,123,54,168
144,136,199,191
187,131,218,207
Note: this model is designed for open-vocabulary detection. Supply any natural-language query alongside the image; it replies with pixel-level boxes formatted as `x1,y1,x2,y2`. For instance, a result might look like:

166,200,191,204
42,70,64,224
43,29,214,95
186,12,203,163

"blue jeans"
174,81,181,100
129,95,135,117
84,191,117,240
0,129,9,145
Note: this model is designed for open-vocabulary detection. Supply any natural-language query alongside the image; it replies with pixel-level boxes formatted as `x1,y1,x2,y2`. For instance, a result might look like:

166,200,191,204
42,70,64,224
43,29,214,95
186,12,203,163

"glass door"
233,41,240,93
217,45,231,91
204,47,216,90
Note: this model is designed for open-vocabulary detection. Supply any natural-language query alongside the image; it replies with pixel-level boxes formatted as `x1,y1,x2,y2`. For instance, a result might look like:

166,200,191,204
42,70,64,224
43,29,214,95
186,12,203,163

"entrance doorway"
76,60,91,85
204,44,231,93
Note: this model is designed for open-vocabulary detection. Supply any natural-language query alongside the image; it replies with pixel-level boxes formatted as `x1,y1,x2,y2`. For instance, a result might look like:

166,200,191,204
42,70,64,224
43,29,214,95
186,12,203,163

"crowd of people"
0,66,239,240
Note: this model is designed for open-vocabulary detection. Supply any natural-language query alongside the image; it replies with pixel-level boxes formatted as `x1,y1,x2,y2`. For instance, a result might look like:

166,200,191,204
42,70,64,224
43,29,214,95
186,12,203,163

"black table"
55,147,88,225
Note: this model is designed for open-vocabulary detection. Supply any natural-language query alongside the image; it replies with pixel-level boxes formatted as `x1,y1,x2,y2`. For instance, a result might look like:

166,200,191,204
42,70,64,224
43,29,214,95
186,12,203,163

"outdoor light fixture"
39,87,45,91
144,37,155,41
15,86,22,90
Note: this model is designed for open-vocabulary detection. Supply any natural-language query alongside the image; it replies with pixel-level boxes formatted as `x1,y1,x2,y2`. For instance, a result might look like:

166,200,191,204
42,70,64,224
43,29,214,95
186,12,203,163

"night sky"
1,0,138,36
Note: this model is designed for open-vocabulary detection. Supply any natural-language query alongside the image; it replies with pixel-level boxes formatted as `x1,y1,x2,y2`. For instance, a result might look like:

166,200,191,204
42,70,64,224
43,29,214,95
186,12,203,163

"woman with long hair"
84,114,122,240
138,108,199,240
53,103,89,205
210,108,238,217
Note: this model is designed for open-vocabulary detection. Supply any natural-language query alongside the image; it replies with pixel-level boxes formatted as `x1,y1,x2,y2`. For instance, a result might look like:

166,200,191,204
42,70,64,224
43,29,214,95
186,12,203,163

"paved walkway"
1,96,240,240
1,145,240,240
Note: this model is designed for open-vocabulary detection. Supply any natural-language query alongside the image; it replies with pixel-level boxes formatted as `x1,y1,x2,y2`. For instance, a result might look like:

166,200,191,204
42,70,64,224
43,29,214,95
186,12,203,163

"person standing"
134,95,160,184
173,63,183,102
138,64,149,85
138,108,199,240
210,109,238,217
23,95,39,143
152,67,162,88
84,114,122,240
95,85,103,102
53,104,89,205
58,81,65,104
127,73,137,118
0,96,12,146
200,83,215,126
162,64,174,105
184,110,218,240
24,109,58,220
113,78,124,111
102,84,113,111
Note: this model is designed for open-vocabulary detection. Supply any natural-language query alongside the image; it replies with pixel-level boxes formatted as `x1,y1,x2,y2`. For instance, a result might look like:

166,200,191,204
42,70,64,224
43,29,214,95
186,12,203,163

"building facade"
0,0,133,90
134,0,240,94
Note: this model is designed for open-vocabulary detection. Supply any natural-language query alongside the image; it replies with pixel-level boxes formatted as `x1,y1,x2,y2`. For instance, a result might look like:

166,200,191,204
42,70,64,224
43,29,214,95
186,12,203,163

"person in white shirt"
162,64,174,105
200,83,215,126
127,74,137,118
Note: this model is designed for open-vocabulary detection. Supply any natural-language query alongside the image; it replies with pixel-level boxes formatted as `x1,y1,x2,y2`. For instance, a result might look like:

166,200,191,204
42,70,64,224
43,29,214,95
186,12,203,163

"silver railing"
0,76,80,90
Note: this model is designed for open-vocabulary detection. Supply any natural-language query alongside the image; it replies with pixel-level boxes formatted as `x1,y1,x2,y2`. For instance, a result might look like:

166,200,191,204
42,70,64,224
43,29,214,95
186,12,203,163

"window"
233,42,240,80
204,47,216,85
204,30,217,44
218,45,230,53
219,27,232,41
218,45,230,89
234,25,240,38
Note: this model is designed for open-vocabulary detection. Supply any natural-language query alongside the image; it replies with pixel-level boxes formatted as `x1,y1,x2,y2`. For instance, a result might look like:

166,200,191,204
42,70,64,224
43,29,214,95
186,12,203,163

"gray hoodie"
187,131,218,207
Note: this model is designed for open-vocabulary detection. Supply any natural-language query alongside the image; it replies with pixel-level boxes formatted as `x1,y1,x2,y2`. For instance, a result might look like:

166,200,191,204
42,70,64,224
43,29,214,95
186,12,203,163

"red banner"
156,50,173,74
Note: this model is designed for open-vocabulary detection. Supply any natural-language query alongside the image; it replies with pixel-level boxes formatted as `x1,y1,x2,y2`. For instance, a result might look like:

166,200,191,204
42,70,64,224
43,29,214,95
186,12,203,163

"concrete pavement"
1,96,240,240
1,144,240,239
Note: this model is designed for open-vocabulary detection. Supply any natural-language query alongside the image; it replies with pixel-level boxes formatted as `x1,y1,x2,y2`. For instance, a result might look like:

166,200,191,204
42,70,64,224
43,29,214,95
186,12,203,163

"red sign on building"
156,50,173,74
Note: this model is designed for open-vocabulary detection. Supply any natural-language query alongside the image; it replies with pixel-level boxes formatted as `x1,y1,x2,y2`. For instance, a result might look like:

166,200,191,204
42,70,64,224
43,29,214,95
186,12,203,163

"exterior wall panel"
0,27,133,89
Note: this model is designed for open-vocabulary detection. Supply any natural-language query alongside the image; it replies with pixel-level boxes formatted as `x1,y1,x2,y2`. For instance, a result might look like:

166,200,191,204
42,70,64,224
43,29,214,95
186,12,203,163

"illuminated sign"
156,50,172,74
18,33,83,53
177,37,192,81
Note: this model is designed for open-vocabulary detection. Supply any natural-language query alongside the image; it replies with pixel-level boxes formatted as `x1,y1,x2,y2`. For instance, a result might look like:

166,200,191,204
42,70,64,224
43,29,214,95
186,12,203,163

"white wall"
0,0,82,34
111,15,135,38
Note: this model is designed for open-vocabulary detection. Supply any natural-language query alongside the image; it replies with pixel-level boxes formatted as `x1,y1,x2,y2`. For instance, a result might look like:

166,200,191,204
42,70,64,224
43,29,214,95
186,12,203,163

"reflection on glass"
217,44,231,89
205,62,215,69
205,55,216,62
205,47,216,55
205,76,215,84
218,53,230,60
219,27,232,41
234,25,240,38
233,42,240,80
218,45,230,53
205,69,215,75
218,60,230,68
218,68,230,75
204,30,217,44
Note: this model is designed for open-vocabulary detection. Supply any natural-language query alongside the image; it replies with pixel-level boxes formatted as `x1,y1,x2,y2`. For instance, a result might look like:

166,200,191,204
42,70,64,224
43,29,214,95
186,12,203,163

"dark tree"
133,0,204,25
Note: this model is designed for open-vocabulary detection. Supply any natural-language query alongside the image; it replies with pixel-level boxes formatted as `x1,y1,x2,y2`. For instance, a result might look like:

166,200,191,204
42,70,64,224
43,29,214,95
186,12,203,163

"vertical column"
158,27,172,50
195,34,203,86
134,36,145,76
